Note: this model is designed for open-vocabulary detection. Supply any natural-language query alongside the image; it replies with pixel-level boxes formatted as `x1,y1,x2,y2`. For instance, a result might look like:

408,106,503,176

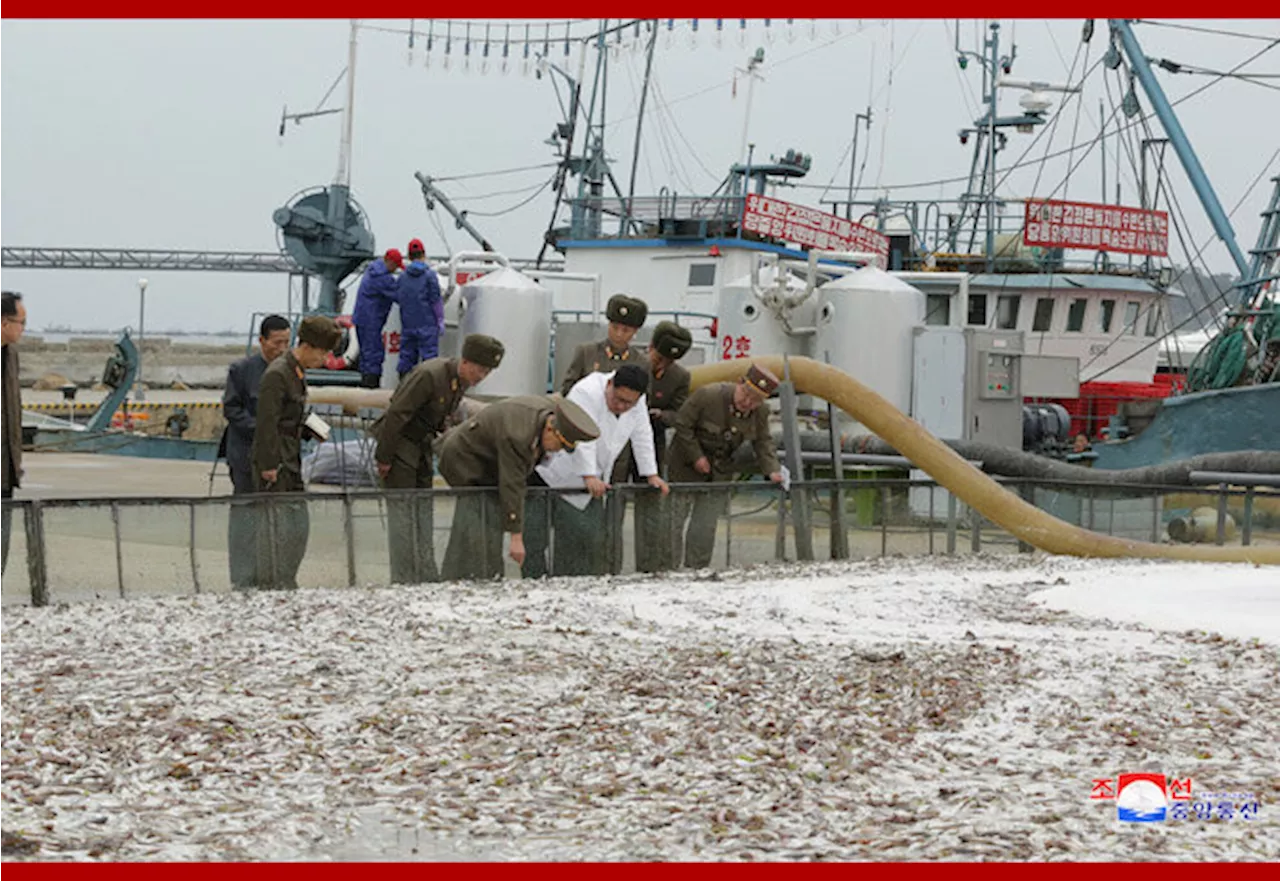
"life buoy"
324,317,361,370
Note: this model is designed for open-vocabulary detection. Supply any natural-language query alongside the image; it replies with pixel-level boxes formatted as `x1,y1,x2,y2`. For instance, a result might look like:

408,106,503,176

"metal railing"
3,474,1275,607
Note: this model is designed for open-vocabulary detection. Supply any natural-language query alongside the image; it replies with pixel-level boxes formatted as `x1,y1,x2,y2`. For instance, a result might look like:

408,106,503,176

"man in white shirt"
523,364,669,577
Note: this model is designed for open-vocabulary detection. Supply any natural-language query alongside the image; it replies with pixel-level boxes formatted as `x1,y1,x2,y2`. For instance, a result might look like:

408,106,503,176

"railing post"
24,501,49,608
970,512,982,554
777,368,814,561
880,486,889,557
189,502,201,594
111,501,125,599
1242,485,1255,547
343,491,357,588
1215,483,1229,546
1017,483,1035,553
946,493,958,555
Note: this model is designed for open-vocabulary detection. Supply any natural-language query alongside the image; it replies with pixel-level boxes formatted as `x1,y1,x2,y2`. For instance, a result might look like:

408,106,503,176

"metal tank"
716,261,816,363
457,264,552,398
815,265,926,416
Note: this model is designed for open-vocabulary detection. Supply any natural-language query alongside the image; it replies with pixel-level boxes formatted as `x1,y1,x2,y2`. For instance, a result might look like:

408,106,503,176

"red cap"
407,237,426,257
385,248,404,269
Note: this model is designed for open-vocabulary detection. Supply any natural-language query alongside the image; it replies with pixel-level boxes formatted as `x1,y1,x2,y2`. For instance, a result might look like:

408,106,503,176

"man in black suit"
221,314,291,588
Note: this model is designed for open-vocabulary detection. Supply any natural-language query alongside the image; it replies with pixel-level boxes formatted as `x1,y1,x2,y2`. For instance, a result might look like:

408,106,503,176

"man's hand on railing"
584,476,609,499
646,475,670,496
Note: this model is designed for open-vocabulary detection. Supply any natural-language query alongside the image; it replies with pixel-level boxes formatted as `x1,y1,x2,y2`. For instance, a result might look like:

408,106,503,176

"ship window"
687,263,717,287
1145,304,1160,337
967,293,987,326
1124,301,1140,335
995,295,1020,330
1066,298,1088,332
925,294,950,326
1031,297,1055,332
1099,299,1116,333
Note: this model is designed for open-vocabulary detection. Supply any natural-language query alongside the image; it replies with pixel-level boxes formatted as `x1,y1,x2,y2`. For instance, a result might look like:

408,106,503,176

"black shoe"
359,373,382,389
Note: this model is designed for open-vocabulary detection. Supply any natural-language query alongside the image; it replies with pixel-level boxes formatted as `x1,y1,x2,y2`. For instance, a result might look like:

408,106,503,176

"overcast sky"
3,18,1278,332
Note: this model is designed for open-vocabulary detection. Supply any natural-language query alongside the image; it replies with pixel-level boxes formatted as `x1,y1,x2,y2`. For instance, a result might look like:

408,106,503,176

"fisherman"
558,293,649,395
668,363,784,569
393,238,445,381
2,291,27,574
351,248,404,389
220,313,292,589
437,395,599,581
372,333,505,585
251,314,342,589
634,321,694,572
524,363,667,578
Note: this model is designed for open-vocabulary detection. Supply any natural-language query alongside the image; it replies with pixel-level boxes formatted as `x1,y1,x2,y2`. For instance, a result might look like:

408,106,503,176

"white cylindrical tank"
458,266,552,398
716,265,815,362
815,266,925,415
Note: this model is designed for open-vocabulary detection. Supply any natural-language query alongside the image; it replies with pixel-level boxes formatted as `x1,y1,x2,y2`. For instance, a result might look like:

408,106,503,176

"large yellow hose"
691,356,1280,564
312,359,1279,563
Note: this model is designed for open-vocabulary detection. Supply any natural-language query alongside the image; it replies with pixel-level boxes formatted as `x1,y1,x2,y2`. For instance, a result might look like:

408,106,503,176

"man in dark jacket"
437,395,599,581
394,238,445,381
373,333,505,585
635,321,694,572
2,291,27,574
352,248,404,389
668,363,784,569
251,314,342,589
558,293,649,395
220,314,291,588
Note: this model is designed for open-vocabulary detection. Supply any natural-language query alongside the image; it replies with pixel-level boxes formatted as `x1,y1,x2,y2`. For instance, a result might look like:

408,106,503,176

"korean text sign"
1023,199,1169,257
742,194,890,267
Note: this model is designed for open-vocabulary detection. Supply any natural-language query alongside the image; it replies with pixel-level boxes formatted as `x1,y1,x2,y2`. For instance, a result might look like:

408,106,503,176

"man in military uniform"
559,293,648,395
438,395,599,581
668,363,784,570
634,321,694,572
251,314,343,589
372,334,504,585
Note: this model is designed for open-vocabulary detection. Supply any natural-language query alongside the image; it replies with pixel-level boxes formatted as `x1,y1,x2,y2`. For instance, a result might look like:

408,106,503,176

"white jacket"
537,371,659,510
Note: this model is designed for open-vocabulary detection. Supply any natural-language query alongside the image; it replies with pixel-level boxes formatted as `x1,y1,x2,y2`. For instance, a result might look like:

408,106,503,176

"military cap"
461,333,505,369
651,320,693,360
605,293,648,328
297,314,343,350
550,395,600,451
742,363,781,398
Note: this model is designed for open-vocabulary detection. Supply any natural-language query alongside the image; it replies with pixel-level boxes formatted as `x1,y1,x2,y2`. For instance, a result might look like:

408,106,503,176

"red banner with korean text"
742,194,890,267
1023,199,1169,257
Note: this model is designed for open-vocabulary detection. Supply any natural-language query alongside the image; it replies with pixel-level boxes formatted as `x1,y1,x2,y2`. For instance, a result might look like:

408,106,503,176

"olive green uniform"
437,396,557,581
634,360,691,572
668,383,780,569
251,350,311,589
372,357,466,585
560,340,648,397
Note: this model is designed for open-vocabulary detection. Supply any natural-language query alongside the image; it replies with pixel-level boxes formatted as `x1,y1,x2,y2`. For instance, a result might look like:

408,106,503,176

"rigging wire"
452,177,557,202
432,162,560,183
1077,147,1280,382
460,174,557,217
789,39,1275,196
942,19,980,119
1133,20,1280,43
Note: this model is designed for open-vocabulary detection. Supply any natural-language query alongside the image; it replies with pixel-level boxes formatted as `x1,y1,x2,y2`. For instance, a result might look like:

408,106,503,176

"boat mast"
1108,19,1252,289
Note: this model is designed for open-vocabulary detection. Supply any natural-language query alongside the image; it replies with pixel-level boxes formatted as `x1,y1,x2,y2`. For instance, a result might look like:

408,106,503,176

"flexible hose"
690,356,1280,564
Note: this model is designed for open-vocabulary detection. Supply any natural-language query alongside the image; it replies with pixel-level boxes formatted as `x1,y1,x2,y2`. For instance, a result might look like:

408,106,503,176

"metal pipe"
1187,471,1280,488
1109,19,1251,280
527,270,602,328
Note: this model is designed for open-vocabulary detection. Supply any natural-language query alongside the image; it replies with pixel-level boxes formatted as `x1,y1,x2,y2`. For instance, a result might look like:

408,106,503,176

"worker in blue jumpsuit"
395,238,444,381
352,248,404,389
